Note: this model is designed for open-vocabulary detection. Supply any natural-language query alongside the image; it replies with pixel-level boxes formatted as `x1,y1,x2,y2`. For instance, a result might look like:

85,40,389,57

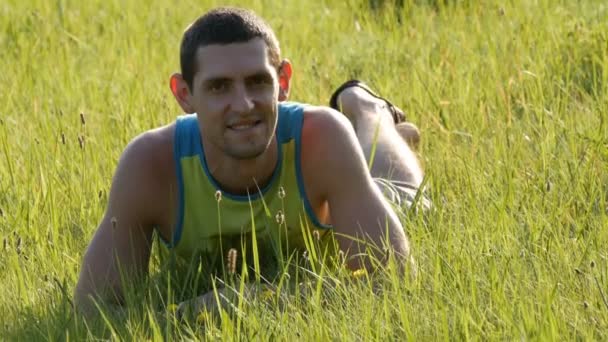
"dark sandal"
329,79,406,124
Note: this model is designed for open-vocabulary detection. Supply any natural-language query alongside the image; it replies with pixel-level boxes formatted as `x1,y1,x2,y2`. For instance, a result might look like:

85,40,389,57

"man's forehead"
194,38,275,79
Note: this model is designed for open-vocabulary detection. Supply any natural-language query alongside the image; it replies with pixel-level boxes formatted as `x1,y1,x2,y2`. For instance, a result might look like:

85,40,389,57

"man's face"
188,38,281,160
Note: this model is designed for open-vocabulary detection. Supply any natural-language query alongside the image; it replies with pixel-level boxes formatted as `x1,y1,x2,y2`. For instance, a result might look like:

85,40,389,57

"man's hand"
174,283,276,321
175,288,230,320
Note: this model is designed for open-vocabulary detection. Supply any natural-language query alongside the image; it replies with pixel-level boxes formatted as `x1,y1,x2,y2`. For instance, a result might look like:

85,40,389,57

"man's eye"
207,82,228,92
249,75,271,86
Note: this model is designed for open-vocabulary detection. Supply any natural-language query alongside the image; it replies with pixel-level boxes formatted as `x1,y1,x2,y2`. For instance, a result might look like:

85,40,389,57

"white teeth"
231,123,255,130
230,121,259,130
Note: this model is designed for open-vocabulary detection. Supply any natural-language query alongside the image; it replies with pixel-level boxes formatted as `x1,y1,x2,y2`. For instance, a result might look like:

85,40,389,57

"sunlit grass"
1,0,607,339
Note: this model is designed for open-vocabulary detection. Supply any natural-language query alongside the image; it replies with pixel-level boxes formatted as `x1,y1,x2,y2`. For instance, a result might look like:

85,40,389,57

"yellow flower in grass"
167,303,179,314
261,289,275,301
351,269,367,279
196,311,210,325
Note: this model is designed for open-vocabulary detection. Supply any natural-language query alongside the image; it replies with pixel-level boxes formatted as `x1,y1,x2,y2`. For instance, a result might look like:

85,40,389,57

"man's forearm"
339,214,411,272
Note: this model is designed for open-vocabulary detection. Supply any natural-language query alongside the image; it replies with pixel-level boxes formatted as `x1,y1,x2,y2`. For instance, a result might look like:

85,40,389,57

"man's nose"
231,83,255,113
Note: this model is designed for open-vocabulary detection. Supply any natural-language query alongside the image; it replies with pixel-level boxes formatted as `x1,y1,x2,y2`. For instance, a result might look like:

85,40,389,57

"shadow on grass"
4,292,97,341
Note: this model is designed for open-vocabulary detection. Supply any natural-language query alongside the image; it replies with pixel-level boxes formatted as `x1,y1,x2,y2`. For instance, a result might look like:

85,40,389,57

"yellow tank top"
157,102,331,285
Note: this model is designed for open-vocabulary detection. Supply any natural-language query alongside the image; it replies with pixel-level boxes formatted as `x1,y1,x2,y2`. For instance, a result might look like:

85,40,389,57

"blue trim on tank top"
171,116,189,247
163,102,332,249
291,105,333,230
157,115,188,248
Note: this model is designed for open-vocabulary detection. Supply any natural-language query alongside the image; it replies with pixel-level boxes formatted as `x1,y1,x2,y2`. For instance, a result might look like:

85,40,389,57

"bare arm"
74,133,163,316
302,108,410,270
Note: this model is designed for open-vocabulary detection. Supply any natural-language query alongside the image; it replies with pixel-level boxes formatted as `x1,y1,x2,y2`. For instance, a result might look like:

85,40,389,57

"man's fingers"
175,290,224,321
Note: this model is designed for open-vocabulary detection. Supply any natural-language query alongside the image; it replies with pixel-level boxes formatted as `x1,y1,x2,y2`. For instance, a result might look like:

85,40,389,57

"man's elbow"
73,279,124,319
388,230,417,278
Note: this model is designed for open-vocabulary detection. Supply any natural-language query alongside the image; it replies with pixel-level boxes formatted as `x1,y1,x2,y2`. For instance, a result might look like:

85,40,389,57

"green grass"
1,0,607,339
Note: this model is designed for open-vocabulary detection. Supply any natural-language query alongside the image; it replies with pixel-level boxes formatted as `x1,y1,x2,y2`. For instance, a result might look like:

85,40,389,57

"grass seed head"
80,112,86,125
215,190,222,202
227,248,237,275
275,210,284,225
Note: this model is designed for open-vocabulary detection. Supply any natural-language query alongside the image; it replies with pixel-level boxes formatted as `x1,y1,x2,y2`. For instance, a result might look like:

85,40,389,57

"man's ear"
277,60,292,101
169,73,195,113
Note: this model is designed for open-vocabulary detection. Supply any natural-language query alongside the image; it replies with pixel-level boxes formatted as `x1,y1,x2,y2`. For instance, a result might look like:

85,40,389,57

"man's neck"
204,139,279,196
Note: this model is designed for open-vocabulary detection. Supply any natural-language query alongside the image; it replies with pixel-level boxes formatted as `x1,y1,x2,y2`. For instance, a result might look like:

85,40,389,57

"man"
74,7,429,317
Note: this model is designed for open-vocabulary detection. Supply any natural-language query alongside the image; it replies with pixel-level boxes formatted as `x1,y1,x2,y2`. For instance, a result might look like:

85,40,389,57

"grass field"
1,0,607,340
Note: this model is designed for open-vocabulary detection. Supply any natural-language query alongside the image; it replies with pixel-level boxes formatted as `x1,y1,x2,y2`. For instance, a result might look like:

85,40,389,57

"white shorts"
374,178,432,212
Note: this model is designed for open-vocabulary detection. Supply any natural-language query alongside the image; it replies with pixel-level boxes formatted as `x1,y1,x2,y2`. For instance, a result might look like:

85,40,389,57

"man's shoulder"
103,122,178,228
297,105,365,206
120,122,176,179
300,105,355,147
299,105,360,173
302,106,352,139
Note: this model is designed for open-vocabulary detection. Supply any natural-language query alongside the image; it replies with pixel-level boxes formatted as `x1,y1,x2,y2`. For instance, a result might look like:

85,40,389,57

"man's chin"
226,144,269,160
229,150,265,160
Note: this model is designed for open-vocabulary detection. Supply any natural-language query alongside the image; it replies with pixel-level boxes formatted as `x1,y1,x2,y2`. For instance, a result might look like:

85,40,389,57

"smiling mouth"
228,120,263,131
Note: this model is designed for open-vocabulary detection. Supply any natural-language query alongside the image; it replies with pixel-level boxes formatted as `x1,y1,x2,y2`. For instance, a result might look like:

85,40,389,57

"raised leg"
334,86,423,187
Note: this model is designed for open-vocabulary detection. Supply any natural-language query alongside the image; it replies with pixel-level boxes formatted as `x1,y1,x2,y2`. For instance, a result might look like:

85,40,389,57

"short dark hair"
180,7,281,90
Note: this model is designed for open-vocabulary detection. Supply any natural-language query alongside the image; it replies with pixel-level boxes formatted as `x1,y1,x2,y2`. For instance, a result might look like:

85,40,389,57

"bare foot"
335,86,395,128
396,122,420,150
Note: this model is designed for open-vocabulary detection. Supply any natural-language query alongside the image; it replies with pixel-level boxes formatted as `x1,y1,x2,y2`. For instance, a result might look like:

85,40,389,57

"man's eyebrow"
201,77,232,86
245,71,273,80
